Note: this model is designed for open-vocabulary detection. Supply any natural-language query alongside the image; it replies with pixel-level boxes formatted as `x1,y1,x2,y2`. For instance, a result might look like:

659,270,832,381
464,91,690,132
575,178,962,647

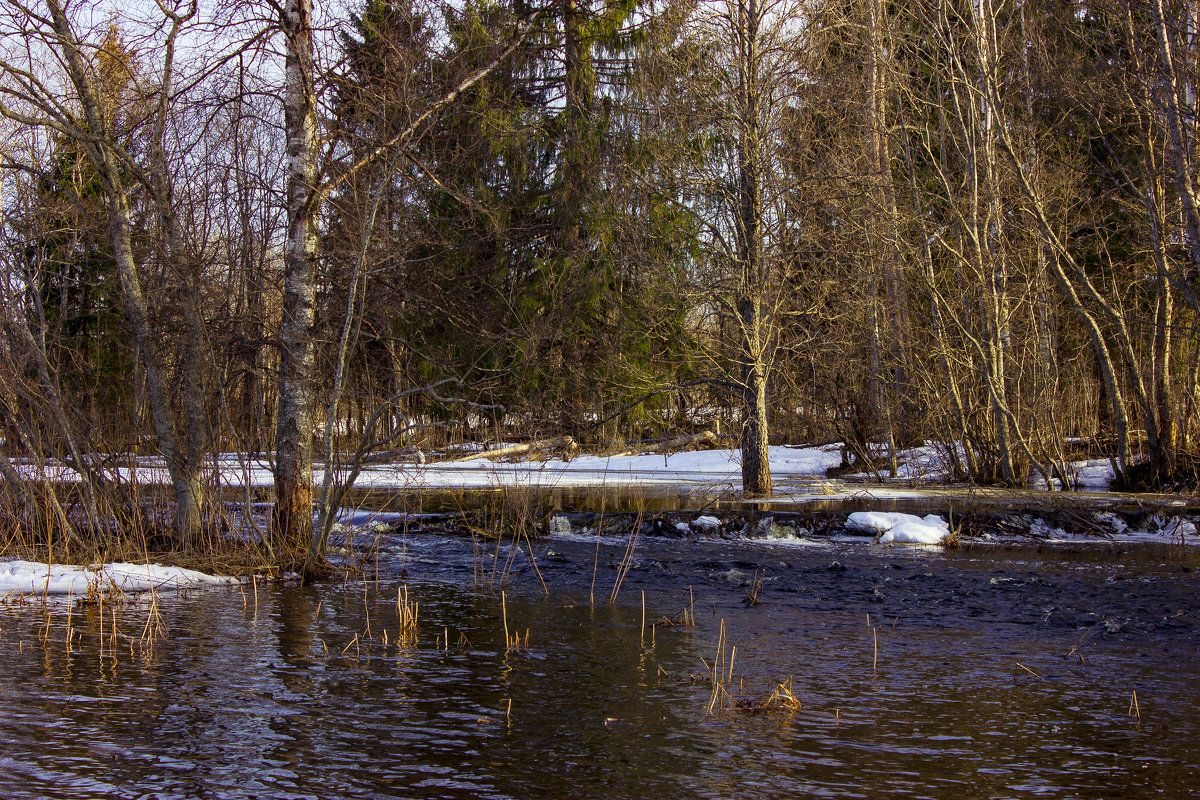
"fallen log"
360,447,423,464
449,435,577,462
639,430,720,454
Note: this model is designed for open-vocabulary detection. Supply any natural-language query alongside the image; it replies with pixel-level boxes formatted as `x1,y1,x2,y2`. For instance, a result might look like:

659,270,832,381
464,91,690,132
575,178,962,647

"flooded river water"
1,526,1198,799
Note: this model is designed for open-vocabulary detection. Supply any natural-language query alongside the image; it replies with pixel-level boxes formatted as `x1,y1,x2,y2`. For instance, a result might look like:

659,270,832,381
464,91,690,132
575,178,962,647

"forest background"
0,0,1197,575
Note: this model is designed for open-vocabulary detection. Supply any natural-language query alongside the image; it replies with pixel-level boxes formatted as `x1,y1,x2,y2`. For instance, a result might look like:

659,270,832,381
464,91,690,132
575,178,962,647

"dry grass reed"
703,619,732,714
943,506,962,549
1015,662,1042,680
608,503,646,605
657,585,697,627
739,678,802,713
500,590,528,651
589,498,607,605
744,570,763,606
641,590,646,646
138,588,166,647
698,618,801,717
18,577,177,675
466,486,549,594
396,584,419,645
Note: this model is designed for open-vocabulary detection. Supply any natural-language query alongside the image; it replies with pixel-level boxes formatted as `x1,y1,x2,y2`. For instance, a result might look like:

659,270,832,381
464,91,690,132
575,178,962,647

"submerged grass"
734,678,802,714
396,584,419,645
700,618,801,717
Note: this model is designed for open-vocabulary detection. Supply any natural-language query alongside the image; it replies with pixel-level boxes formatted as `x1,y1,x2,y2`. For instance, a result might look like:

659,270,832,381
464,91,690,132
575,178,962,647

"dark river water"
1,529,1198,799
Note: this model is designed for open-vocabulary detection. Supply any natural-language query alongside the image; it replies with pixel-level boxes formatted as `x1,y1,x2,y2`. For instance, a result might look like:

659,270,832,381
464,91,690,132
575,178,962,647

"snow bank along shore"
845,511,951,544
0,560,242,603
14,442,1123,493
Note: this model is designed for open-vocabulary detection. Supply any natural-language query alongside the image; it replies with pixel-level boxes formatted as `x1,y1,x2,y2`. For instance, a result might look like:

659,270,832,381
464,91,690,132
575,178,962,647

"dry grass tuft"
701,619,801,716
658,585,698,627
138,589,167,646
733,678,802,714
744,570,764,606
396,584,419,643
500,590,528,651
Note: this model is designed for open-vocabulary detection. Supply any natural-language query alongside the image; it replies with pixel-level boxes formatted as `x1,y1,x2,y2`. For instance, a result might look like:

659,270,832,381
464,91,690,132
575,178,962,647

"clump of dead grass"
732,678,802,714
701,618,802,717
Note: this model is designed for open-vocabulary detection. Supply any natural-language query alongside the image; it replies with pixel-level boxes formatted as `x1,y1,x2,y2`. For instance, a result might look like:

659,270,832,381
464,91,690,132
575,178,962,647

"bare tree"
0,0,215,544
646,0,810,495
271,0,548,567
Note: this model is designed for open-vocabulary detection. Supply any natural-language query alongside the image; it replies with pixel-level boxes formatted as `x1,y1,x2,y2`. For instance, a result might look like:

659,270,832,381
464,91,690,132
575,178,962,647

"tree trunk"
1155,0,1200,279
450,436,578,462
866,0,909,456
1143,5,1182,478
562,0,590,252
973,0,1015,484
739,333,772,497
734,0,772,497
108,198,203,544
1147,167,1177,479
47,0,204,545
273,0,320,552
153,3,207,547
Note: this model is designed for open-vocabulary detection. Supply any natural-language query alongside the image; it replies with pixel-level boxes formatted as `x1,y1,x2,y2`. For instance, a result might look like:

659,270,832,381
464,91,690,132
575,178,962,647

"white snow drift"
845,511,950,545
0,560,241,600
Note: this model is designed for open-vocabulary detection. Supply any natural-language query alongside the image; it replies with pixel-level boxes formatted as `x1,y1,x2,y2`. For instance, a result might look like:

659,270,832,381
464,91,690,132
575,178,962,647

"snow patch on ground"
844,443,956,481
14,445,846,492
1059,459,1115,490
1030,518,1069,540
1148,515,1197,538
0,560,242,601
6,442,1165,500
877,521,948,545
846,511,907,534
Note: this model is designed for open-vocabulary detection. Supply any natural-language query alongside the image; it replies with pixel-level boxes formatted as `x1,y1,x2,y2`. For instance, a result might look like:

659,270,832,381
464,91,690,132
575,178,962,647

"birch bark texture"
273,0,321,550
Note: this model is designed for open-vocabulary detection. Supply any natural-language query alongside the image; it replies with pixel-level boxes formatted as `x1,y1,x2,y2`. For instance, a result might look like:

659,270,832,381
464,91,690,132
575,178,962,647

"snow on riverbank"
6,441,1128,495
345,445,848,491
13,444,847,491
0,560,242,601
846,511,951,545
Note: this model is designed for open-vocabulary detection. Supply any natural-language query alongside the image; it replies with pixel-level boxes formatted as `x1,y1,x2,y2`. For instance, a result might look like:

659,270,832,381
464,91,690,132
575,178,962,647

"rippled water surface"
1,531,1198,799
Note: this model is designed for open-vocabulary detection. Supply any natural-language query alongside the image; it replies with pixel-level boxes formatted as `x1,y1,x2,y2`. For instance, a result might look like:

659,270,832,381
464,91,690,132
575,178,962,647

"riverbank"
3,441,1195,585
6,442,1130,494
